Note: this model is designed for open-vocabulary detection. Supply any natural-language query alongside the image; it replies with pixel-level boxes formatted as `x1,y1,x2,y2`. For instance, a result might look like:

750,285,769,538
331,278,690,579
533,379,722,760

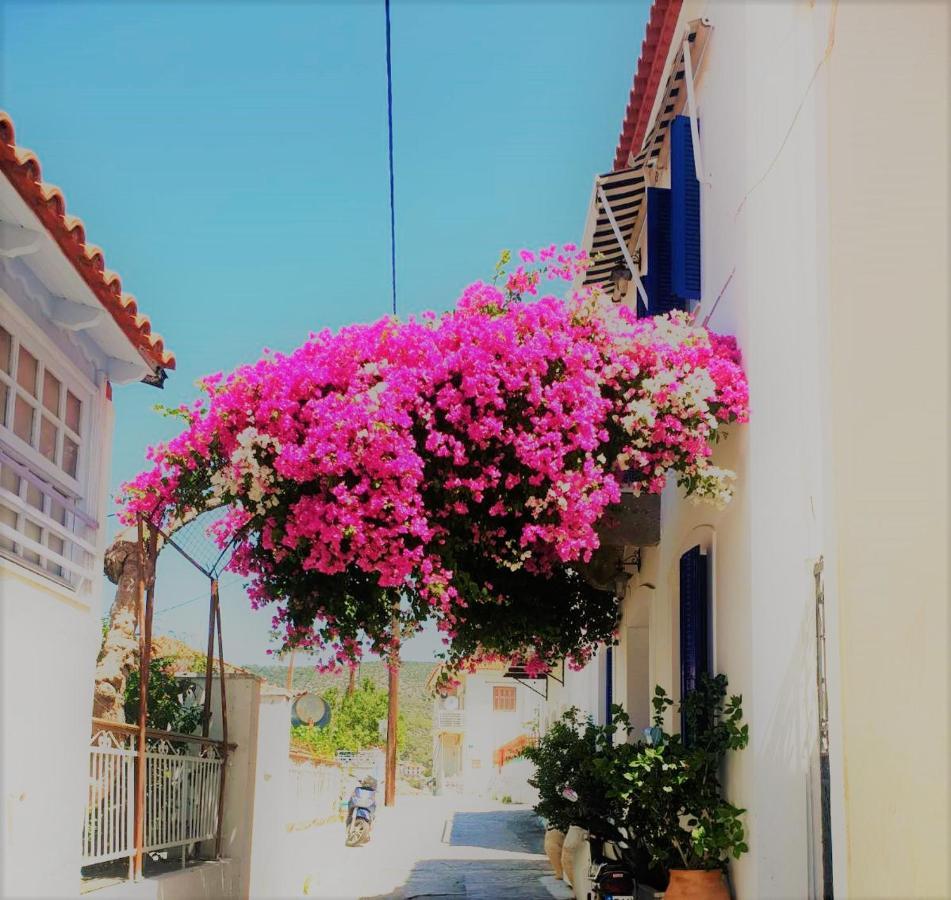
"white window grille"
435,709,464,731
0,320,97,587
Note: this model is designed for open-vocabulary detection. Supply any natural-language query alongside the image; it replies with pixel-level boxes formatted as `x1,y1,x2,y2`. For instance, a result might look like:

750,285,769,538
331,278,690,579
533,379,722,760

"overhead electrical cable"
385,0,397,316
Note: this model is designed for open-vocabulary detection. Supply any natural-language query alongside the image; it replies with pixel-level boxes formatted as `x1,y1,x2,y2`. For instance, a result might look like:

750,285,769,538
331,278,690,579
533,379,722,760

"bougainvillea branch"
121,246,748,671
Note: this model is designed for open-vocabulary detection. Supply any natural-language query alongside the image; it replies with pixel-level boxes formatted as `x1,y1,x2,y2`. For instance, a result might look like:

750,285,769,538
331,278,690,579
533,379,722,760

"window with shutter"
679,544,710,739
671,115,701,301
492,685,516,712
643,187,685,316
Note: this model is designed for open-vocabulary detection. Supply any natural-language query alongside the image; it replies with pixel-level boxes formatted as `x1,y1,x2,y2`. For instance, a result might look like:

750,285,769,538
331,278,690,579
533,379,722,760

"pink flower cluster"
121,245,748,668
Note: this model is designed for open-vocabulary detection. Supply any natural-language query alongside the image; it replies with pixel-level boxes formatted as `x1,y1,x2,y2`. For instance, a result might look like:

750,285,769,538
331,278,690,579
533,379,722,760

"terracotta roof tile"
612,0,683,172
0,110,175,372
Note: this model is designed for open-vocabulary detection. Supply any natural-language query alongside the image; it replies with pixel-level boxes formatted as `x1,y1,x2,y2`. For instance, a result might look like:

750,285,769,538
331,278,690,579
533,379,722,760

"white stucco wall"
86,860,238,900
611,2,846,896
1,561,105,898
605,2,949,897
825,3,949,896
246,688,295,899
544,654,602,730
199,673,262,900
0,278,115,898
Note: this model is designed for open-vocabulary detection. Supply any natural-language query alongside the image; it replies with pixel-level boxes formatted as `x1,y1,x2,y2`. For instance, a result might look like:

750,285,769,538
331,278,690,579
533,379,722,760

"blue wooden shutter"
679,545,710,738
643,187,684,316
671,115,701,300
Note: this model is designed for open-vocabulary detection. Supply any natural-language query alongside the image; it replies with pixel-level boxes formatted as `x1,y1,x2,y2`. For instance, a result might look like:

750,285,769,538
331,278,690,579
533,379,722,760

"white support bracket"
596,181,650,312
105,357,151,385
0,222,43,259
49,296,104,331
682,35,707,185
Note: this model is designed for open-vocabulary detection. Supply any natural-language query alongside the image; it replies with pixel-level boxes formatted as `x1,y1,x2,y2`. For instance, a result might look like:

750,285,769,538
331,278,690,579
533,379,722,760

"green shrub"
124,657,203,734
291,677,405,759
522,706,626,833
526,674,749,878
605,675,749,872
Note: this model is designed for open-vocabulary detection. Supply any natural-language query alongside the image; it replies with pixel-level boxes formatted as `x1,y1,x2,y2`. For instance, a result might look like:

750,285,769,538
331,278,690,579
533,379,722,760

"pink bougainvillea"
122,247,748,671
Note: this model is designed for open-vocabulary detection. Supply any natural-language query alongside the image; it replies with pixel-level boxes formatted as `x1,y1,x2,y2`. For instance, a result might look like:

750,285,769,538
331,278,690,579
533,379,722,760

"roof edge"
612,0,684,172
0,110,175,375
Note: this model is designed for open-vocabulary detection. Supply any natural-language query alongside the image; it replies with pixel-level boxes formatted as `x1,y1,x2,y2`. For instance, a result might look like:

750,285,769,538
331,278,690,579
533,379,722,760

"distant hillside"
246,660,435,768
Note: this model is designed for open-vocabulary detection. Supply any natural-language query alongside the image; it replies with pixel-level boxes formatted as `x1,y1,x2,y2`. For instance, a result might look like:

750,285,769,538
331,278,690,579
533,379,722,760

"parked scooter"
561,786,637,900
345,776,378,846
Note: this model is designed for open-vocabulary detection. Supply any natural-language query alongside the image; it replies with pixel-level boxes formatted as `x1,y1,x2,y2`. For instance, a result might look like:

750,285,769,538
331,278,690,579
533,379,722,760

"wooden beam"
132,520,155,881
384,607,400,807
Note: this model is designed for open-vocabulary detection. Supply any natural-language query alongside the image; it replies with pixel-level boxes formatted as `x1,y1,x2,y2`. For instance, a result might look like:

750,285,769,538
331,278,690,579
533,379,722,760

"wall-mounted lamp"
609,261,632,302
608,249,641,303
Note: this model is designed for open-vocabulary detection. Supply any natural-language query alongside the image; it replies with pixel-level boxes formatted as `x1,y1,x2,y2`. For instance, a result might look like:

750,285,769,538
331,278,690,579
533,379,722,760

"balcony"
434,710,465,732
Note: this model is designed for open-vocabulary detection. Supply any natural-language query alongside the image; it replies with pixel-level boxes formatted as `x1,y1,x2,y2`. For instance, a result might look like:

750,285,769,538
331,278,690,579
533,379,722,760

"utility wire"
153,573,244,618
384,0,397,316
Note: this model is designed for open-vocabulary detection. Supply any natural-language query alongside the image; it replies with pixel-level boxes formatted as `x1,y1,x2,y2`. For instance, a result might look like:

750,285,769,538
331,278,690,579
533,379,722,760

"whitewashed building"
0,110,175,898
553,1,948,898
430,662,545,802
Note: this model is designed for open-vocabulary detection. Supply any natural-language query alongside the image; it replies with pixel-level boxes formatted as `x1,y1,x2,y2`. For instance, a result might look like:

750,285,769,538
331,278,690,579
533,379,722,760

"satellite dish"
292,693,331,729
576,544,627,592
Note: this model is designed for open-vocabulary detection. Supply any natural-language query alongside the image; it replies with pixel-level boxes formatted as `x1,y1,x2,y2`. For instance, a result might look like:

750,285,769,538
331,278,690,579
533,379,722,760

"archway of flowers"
121,247,749,676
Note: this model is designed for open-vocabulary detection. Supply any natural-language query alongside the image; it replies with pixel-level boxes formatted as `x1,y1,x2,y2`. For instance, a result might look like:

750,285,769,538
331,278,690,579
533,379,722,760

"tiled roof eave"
612,0,684,172
0,111,175,374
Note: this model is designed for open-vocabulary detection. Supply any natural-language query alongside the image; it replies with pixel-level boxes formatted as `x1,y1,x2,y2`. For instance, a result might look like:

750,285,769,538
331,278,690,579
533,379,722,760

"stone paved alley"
286,795,572,900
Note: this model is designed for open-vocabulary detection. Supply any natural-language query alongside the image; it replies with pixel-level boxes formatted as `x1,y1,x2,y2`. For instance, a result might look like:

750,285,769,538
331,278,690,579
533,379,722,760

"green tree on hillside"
292,677,405,759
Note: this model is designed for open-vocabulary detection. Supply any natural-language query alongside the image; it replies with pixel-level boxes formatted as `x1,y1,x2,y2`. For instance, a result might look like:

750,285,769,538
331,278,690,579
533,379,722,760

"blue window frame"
679,544,710,740
671,115,701,301
643,187,681,316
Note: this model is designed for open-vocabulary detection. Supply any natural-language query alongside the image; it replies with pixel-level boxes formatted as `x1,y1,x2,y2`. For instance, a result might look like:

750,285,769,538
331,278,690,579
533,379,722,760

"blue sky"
1,0,648,664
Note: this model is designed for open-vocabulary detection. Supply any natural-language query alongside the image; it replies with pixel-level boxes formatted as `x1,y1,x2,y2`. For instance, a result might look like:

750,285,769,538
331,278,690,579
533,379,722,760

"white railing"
398,761,425,780
81,723,224,868
286,752,344,829
83,730,135,865
435,710,464,731
143,740,223,853
335,749,380,770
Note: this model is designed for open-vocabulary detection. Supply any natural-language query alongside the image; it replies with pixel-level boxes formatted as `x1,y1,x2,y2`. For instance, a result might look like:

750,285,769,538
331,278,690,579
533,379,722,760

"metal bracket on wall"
596,180,651,312
681,26,709,184
814,556,835,899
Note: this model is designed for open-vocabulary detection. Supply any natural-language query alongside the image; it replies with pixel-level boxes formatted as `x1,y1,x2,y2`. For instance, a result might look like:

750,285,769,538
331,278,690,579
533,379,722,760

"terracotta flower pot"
664,869,730,900
544,828,566,879
561,825,587,889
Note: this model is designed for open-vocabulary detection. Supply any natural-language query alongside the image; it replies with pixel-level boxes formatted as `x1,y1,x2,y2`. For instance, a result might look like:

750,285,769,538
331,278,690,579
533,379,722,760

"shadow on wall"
360,858,553,900
757,589,821,897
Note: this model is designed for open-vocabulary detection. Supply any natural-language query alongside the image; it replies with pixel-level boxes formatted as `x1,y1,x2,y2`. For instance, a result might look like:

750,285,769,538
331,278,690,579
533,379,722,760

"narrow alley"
288,796,570,900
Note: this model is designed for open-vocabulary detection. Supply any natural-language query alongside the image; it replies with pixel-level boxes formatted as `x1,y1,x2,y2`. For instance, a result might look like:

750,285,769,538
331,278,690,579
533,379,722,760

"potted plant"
523,706,633,890
521,708,588,881
612,675,749,898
